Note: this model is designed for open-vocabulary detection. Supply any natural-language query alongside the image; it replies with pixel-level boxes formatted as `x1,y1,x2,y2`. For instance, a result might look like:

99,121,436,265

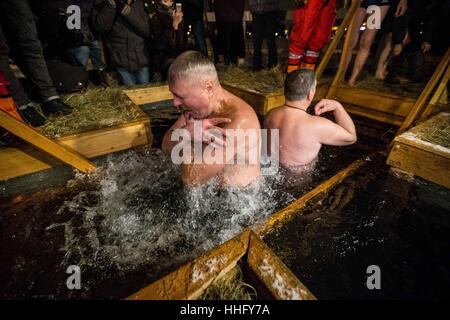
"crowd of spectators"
0,0,447,127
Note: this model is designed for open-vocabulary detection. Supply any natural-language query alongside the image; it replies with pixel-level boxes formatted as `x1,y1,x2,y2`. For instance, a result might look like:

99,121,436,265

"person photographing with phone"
149,0,187,80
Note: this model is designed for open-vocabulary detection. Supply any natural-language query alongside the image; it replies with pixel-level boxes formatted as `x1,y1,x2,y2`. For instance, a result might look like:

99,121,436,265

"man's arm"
180,118,236,187
162,114,186,154
314,99,357,146
181,149,227,186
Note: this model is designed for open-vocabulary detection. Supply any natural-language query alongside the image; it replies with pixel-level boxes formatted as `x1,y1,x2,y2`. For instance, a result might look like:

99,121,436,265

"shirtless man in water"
264,69,357,169
162,51,261,186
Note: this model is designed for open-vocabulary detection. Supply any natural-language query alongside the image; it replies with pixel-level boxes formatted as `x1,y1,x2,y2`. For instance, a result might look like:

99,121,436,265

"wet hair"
284,69,316,101
168,51,219,87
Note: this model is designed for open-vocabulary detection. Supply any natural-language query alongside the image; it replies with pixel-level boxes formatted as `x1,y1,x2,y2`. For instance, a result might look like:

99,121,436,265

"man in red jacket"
287,0,336,73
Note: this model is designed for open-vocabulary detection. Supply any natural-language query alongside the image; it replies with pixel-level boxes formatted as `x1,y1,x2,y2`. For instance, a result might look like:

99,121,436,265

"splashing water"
1,133,378,298
43,148,296,297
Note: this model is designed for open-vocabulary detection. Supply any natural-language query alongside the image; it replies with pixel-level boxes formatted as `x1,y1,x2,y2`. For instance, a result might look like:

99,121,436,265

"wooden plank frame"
246,232,316,300
223,83,330,116
222,84,284,115
123,85,172,105
0,92,152,181
127,229,316,300
334,86,416,125
387,140,450,189
387,112,450,188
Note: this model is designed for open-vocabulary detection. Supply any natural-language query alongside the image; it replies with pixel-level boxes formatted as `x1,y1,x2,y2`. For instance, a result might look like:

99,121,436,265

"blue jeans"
67,40,104,69
117,67,151,86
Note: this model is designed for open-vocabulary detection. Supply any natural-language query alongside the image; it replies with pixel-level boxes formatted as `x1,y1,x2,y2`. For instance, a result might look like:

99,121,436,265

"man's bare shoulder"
224,89,260,129
264,106,284,128
226,90,256,112
309,113,335,127
265,106,318,126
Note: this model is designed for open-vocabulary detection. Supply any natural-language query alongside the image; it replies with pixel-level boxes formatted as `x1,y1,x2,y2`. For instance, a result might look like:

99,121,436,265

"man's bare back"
265,99,357,167
264,69,357,168
265,106,321,166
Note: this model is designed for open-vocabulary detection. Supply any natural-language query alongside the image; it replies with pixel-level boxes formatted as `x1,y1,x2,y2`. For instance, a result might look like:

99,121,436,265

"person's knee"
360,35,375,51
20,40,44,58
78,46,90,56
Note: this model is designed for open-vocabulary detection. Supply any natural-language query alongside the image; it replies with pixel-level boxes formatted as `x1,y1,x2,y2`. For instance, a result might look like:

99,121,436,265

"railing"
396,47,450,136
316,0,361,81
0,109,96,173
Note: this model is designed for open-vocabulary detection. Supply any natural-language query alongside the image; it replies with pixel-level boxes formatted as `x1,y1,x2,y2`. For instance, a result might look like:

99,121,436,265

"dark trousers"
252,11,278,68
185,18,208,57
389,32,427,82
216,18,245,64
0,0,58,102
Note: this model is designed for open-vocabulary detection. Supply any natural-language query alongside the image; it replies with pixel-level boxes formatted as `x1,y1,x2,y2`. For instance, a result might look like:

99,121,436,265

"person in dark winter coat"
0,23,46,126
213,0,246,66
248,0,280,70
65,0,105,69
0,0,73,116
148,0,185,80
30,0,103,69
92,0,152,85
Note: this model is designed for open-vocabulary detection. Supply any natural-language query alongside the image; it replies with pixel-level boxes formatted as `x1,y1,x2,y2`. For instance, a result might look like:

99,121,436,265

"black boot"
17,103,47,127
41,98,73,116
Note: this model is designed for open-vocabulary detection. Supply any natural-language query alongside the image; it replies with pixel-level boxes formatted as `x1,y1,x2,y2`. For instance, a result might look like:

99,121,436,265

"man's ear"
307,87,315,101
204,80,214,96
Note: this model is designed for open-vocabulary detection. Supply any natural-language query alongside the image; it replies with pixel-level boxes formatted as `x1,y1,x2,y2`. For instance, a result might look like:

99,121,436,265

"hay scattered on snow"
199,266,257,300
39,87,142,138
410,113,450,149
219,65,285,94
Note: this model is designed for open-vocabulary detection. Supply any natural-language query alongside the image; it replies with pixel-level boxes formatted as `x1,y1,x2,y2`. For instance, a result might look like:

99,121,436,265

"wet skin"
163,78,261,187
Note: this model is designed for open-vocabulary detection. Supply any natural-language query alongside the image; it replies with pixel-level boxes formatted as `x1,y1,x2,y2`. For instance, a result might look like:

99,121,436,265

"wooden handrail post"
419,63,450,121
326,0,361,98
316,0,360,81
0,109,96,173
396,47,450,136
